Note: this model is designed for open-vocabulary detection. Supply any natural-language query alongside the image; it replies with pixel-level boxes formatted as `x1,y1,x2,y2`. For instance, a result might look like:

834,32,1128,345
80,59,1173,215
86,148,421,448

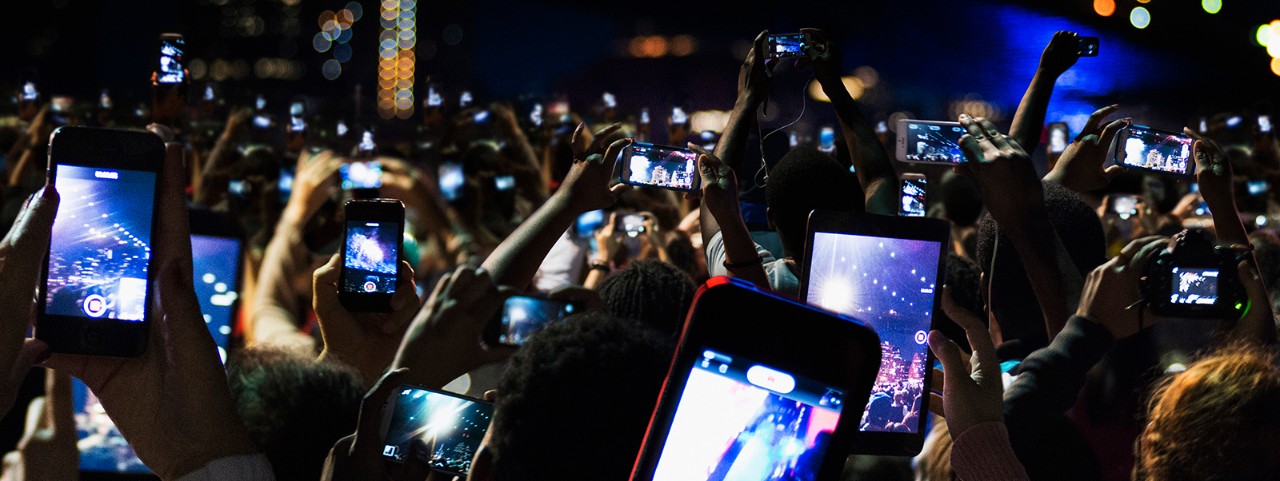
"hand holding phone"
765,32,808,59
484,295,579,346
381,385,494,475
899,174,927,217
1112,125,1195,177
895,120,967,164
339,199,404,312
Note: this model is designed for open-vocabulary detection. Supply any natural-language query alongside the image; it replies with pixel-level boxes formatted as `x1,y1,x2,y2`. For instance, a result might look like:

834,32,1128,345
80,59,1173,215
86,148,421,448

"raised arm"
691,144,770,289
800,28,895,215
1008,31,1081,154
958,115,1082,341
1043,104,1127,192
702,30,772,242
195,107,251,206
480,123,631,291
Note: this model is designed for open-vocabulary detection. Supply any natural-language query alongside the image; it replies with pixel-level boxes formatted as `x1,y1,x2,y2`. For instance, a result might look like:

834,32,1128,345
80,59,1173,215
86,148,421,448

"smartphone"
203,84,215,102
289,116,306,133
290,101,305,117
189,209,244,363
50,96,73,125
895,119,967,164
1047,122,1069,154
1077,36,1099,57
336,120,349,137
1260,115,1272,133
1248,180,1269,196
575,209,605,238
253,115,272,129
427,84,443,107
359,130,376,154
255,95,266,111
603,91,617,109
621,214,646,237
1198,117,1208,133
339,199,404,312
37,127,164,357
1227,116,1243,128
640,108,650,125
460,91,473,108
529,103,543,126
671,107,688,125
157,33,186,85
438,162,464,202
875,121,888,134
819,126,836,153
1112,125,1195,177
619,142,700,193
381,385,494,476
98,90,112,110
494,174,515,191
799,211,950,455
766,32,808,59
341,161,384,190
1112,194,1140,217
629,278,881,480
899,174,927,217
473,110,490,123
483,295,579,347
278,167,295,205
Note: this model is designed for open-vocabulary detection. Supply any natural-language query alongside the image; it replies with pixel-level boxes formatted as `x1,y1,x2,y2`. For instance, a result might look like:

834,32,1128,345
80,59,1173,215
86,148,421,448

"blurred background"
3,0,1279,150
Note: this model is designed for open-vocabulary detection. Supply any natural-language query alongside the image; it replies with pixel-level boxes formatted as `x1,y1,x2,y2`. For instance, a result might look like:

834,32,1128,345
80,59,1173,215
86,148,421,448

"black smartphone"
1047,122,1070,154
895,119,968,164
800,211,950,456
619,142,700,193
339,199,404,312
766,32,808,59
899,174,927,217
38,127,165,357
157,33,186,85
629,278,881,480
340,161,383,190
381,385,494,476
483,295,580,347
1112,125,1195,177
1077,36,1100,57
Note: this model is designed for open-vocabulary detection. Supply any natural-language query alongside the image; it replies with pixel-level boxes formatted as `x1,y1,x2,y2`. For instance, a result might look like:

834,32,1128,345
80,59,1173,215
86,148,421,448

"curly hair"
489,313,674,481
597,259,696,337
227,347,364,481
1136,343,1280,481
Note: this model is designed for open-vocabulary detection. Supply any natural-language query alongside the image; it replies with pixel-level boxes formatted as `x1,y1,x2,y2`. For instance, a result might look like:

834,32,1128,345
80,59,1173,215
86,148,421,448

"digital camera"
1143,229,1249,319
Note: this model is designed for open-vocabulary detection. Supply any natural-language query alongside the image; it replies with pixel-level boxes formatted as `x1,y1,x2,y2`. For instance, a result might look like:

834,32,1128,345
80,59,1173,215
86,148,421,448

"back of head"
975,181,1105,349
597,259,696,337
489,313,674,481
227,347,363,481
1138,343,1280,481
765,147,859,260
939,172,983,227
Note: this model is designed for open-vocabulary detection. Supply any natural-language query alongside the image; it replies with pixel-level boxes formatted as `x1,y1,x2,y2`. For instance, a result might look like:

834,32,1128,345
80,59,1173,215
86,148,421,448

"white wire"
753,81,809,189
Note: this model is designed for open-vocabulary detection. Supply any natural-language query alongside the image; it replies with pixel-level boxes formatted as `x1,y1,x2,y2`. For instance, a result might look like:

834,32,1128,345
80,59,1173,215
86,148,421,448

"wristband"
589,261,610,273
723,255,764,270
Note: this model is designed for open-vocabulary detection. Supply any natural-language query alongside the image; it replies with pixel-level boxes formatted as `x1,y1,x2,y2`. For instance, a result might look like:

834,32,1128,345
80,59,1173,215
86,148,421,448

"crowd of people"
0,25,1278,481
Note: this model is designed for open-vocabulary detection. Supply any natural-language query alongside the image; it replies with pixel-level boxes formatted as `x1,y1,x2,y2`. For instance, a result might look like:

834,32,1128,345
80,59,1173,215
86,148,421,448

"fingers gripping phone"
483,295,580,346
339,199,404,312
1112,125,1195,177
899,174,927,217
37,127,166,357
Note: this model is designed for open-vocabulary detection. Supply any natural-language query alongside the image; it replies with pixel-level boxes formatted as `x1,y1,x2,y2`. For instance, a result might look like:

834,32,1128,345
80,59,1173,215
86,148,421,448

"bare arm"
1009,31,1081,154
703,31,771,243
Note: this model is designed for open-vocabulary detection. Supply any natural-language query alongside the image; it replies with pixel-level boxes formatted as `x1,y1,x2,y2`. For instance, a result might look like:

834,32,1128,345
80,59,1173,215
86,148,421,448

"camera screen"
1119,128,1192,175
622,214,646,237
1248,180,1269,196
575,209,604,238
157,37,185,84
1113,195,1139,216
253,115,271,129
191,234,240,363
1048,124,1069,153
341,162,383,190
342,221,399,294
290,116,306,133
900,179,926,217
382,386,493,475
21,82,37,101
1170,267,1219,305
1261,116,1272,133
497,296,576,346
651,349,844,481
439,163,464,202
74,379,149,473
46,165,156,322
902,121,966,163
805,232,939,433
359,131,376,152
494,175,515,191
624,143,699,192
767,33,807,59
1077,37,1099,56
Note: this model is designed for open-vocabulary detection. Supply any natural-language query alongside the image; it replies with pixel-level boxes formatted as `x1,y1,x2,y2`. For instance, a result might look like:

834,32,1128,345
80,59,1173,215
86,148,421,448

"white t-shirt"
704,231,800,299
531,230,584,293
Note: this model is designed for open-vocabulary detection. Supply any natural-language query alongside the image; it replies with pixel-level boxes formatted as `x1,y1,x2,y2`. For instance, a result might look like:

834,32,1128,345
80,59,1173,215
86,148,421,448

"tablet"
799,210,950,456
630,277,881,480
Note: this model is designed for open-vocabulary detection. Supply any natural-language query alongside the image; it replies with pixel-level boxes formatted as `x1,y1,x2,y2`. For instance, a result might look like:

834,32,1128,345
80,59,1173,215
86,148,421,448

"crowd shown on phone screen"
1,23,1279,481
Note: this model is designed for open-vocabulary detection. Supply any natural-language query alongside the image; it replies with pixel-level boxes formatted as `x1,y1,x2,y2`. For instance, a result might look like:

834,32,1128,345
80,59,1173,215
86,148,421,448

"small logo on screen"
83,295,107,318
363,281,377,293
94,170,119,180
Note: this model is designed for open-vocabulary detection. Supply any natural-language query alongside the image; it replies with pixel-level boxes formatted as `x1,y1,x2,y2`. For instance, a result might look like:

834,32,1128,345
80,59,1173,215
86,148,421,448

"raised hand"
1075,236,1168,339
797,28,839,82
738,30,775,105
1039,31,1083,76
928,288,1004,438
284,149,341,223
0,186,58,415
1045,104,1129,192
957,115,1044,225
314,254,420,388
688,143,739,218
563,122,632,212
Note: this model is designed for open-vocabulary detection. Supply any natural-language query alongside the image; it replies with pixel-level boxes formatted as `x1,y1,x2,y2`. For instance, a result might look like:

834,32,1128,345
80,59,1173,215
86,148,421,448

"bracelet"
589,261,610,273
723,255,764,270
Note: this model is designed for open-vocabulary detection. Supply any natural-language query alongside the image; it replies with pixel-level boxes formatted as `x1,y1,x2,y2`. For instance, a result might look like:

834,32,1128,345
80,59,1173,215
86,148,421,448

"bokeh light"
1201,0,1221,14
1130,7,1151,29
1093,0,1115,17
322,59,342,80
379,0,417,119
1259,24,1273,47
1271,57,1280,77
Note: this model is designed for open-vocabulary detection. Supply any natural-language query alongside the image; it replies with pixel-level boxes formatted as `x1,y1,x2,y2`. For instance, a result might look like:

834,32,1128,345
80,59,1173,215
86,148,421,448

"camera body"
1143,229,1248,319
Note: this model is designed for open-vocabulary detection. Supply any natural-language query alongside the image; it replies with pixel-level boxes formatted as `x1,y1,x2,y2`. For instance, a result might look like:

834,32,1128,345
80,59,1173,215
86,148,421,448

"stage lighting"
1130,7,1151,29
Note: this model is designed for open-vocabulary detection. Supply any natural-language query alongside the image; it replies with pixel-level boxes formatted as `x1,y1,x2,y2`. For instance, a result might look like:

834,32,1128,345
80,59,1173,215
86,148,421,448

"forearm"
715,94,761,172
1009,70,1059,154
1206,198,1248,247
480,192,579,290
711,205,770,289
1004,316,1114,419
1002,214,1081,340
819,74,896,214
248,212,311,345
